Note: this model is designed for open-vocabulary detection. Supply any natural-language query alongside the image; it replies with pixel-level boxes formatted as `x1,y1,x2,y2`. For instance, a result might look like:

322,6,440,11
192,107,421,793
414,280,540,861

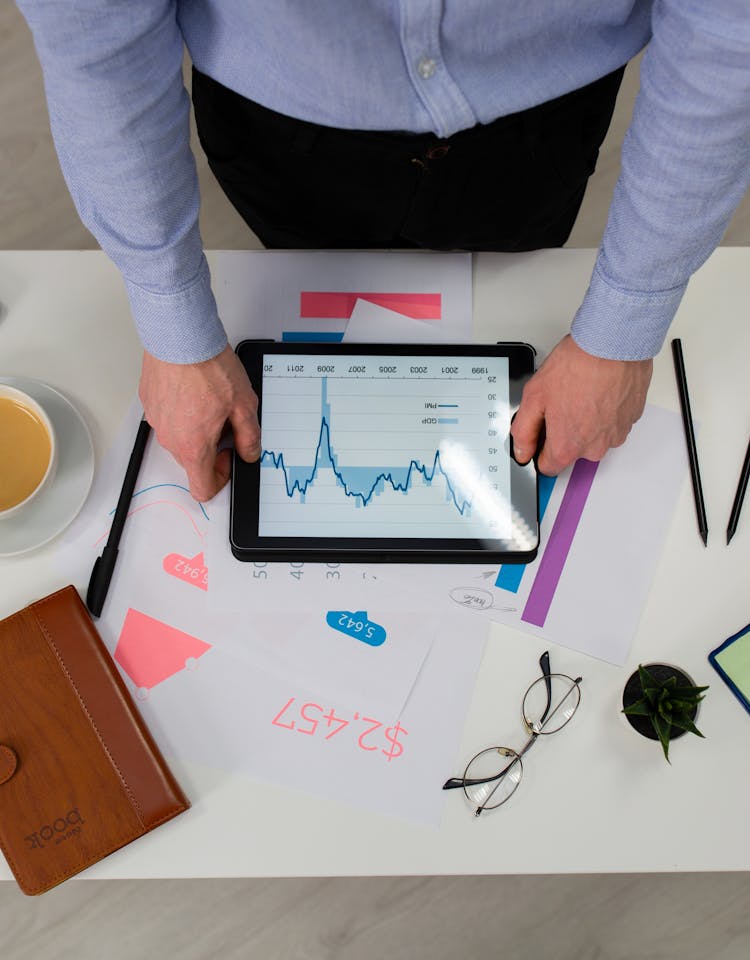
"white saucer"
0,377,95,557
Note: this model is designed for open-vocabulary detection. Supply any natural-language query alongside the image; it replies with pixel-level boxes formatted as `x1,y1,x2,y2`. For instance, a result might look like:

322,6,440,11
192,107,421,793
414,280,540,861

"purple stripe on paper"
521,458,599,627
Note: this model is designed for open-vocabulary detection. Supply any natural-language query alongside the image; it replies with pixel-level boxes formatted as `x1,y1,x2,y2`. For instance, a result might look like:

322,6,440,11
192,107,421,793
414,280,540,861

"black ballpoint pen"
727,436,750,545
86,418,151,617
671,339,708,546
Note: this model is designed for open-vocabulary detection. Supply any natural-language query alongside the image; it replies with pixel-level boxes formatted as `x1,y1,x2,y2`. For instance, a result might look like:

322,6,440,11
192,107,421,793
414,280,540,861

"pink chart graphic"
115,609,212,690
163,551,208,591
284,291,442,342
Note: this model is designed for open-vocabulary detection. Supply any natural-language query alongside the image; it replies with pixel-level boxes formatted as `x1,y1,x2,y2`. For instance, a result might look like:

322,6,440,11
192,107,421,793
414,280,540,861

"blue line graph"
261,378,471,516
256,353,513,539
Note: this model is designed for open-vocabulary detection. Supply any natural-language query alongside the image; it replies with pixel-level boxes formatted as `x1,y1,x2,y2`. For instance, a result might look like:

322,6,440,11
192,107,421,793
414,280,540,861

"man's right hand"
139,345,261,502
510,334,652,475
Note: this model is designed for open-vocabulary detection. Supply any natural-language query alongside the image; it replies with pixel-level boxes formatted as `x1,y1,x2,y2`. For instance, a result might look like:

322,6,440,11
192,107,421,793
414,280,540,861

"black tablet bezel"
230,340,539,563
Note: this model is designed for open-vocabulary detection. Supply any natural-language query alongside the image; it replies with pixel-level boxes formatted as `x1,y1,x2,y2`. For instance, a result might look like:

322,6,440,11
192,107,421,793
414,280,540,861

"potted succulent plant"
621,663,708,763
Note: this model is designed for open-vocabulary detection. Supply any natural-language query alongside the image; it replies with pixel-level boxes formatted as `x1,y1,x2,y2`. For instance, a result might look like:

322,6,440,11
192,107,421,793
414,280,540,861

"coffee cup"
0,384,58,520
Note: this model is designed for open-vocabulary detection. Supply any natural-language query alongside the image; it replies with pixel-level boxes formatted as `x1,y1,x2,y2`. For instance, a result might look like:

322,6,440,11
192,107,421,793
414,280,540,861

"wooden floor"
2,5,750,957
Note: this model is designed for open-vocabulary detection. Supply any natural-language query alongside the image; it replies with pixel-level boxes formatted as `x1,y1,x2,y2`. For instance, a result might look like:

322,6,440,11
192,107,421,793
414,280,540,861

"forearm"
572,0,750,360
18,0,226,362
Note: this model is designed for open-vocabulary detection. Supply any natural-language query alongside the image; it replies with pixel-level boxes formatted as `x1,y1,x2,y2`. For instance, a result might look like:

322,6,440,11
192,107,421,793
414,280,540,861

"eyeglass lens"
522,673,581,734
461,747,523,811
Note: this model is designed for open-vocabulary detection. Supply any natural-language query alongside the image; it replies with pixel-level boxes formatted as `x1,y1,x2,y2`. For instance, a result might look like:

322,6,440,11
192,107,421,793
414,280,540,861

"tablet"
709,623,750,717
230,341,539,563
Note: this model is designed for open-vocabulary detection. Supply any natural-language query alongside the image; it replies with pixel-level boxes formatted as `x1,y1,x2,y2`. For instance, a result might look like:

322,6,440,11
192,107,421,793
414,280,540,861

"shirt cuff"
570,264,688,361
124,255,228,364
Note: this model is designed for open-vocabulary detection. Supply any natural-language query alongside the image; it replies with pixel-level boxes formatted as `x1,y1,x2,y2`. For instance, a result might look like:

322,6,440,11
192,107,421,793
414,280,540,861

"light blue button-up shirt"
18,1,750,363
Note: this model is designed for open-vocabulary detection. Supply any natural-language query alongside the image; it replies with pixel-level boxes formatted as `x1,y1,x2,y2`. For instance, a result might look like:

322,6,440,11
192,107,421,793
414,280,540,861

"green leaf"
638,665,659,691
623,699,651,716
657,700,672,720
652,713,672,763
670,715,705,738
676,683,709,696
672,697,705,712
671,691,703,707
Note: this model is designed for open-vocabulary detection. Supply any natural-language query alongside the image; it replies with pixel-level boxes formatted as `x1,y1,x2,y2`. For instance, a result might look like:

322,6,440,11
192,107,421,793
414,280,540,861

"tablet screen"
232,342,538,563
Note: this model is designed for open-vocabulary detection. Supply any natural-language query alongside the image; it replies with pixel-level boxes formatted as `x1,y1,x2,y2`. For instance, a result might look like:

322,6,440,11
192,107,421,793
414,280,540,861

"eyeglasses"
443,651,582,816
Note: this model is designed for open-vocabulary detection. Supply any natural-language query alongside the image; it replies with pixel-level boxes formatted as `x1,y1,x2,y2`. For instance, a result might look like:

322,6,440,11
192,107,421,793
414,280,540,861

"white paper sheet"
219,608,436,720
210,250,473,345
344,298,449,342
375,404,687,665
107,612,486,828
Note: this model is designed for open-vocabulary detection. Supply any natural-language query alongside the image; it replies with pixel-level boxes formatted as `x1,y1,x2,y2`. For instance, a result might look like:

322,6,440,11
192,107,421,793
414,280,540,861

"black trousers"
192,65,625,252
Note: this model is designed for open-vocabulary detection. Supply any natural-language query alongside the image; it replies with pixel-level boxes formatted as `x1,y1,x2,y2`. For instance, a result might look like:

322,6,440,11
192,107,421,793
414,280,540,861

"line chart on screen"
257,354,513,540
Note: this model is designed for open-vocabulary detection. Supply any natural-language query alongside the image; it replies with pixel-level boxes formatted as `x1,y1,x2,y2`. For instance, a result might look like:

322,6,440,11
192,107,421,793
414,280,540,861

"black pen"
727,436,750,545
671,338,708,546
86,418,151,617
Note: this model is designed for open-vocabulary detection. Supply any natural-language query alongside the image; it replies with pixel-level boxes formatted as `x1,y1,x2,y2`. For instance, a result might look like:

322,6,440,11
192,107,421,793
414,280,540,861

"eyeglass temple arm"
442,750,524,791
442,777,467,790
539,650,552,724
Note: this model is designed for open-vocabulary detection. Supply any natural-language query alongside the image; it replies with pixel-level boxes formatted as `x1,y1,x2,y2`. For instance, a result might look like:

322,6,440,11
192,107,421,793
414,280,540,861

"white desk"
1,249,748,878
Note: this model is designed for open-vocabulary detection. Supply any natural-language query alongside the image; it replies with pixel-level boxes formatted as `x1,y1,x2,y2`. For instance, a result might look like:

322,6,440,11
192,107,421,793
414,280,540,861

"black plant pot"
621,663,698,742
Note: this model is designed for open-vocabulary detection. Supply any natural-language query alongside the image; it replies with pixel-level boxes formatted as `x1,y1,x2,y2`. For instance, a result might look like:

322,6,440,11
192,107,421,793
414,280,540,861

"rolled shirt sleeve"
572,0,750,361
17,0,227,363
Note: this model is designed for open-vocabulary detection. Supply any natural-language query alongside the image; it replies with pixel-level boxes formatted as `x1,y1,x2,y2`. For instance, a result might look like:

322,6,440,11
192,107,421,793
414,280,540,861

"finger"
184,443,225,502
537,431,604,476
535,420,585,475
510,395,545,466
536,442,568,477
195,450,232,503
231,407,262,463
212,448,232,493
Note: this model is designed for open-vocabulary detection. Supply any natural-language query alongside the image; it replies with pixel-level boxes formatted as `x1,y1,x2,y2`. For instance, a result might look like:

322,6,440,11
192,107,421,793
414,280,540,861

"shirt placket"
398,0,478,138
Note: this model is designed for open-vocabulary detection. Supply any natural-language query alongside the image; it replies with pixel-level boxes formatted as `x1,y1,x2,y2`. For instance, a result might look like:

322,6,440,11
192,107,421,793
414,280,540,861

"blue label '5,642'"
326,611,386,647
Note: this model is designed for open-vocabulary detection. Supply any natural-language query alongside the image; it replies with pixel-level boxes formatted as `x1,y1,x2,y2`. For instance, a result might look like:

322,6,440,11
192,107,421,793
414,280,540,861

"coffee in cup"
0,385,57,519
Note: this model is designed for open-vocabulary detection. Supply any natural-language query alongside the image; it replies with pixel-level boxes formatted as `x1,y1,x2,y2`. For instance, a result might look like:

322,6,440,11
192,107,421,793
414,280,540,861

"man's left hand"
510,334,653,475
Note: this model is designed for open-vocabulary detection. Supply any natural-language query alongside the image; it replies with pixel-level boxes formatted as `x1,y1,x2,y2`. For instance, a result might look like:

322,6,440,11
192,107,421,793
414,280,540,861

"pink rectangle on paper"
300,292,441,320
521,459,599,628
115,608,211,690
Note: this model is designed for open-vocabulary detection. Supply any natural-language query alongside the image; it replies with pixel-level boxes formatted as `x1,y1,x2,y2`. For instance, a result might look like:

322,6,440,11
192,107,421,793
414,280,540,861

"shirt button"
417,57,437,80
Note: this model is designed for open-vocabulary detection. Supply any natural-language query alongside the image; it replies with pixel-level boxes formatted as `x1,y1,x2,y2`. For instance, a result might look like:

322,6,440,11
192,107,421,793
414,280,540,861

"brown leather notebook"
0,586,190,895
